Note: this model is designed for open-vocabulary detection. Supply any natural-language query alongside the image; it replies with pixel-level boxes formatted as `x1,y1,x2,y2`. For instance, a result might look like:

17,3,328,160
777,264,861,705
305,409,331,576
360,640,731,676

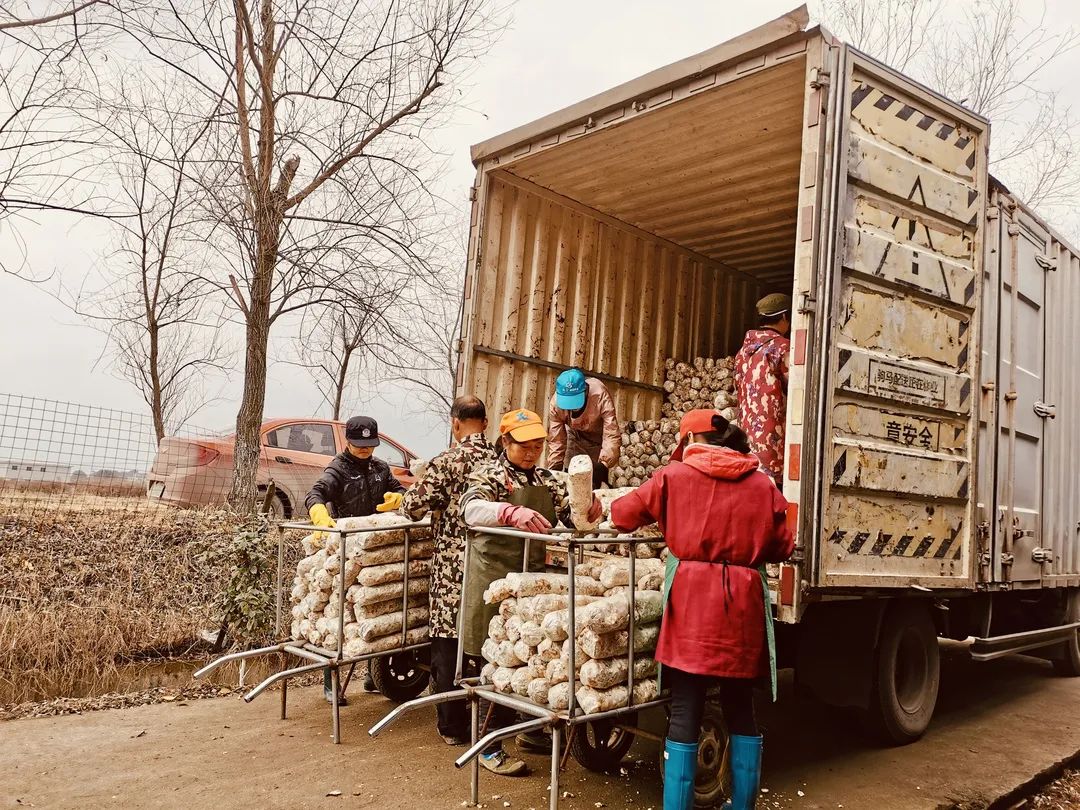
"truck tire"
370,649,430,703
1052,588,1080,677
863,601,940,746
569,714,636,772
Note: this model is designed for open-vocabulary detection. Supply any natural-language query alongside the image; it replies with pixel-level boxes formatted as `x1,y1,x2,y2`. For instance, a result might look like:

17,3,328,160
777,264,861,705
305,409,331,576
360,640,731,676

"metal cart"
195,519,432,744
370,527,729,809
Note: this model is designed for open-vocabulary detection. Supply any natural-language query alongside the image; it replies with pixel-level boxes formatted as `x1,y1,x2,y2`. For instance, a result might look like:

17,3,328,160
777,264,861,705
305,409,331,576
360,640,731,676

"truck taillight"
780,565,796,606
192,445,220,466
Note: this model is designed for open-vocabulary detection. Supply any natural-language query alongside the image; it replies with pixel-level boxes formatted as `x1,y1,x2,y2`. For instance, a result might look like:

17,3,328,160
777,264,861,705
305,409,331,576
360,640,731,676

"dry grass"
1028,769,1080,808
0,489,154,514
0,505,245,705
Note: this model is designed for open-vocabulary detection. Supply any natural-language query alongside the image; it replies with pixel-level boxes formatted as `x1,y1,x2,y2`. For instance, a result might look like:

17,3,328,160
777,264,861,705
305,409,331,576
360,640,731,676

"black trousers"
430,637,515,749
430,637,467,736
666,666,758,744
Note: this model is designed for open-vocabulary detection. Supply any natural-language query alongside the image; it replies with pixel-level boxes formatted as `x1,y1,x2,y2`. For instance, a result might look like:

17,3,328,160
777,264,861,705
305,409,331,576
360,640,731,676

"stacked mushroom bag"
545,484,665,557
609,354,740,487
479,558,664,714
289,514,434,656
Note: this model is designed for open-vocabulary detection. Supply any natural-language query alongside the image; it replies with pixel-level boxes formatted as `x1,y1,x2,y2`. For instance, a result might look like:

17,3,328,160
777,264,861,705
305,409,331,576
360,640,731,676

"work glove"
376,491,404,513
586,495,603,524
409,458,429,479
308,503,335,546
497,504,552,535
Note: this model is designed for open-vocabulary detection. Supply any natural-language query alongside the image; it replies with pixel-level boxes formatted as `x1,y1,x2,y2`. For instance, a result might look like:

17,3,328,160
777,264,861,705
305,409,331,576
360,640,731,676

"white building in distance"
0,460,73,483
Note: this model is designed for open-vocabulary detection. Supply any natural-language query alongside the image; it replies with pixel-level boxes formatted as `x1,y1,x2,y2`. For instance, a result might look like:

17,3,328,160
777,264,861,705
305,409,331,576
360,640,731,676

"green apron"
462,484,554,656
660,552,778,701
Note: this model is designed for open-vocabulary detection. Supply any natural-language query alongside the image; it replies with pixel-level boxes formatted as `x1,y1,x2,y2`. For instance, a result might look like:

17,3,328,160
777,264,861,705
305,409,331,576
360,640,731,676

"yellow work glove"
308,503,335,545
375,491,403,513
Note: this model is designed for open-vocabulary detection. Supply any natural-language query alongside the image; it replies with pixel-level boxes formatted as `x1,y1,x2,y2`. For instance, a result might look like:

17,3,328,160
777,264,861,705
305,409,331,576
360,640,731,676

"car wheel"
259,488,290,520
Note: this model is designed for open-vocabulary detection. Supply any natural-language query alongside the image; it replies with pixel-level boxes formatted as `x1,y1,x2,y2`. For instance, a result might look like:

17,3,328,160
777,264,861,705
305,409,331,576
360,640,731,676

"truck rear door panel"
814,49,988,589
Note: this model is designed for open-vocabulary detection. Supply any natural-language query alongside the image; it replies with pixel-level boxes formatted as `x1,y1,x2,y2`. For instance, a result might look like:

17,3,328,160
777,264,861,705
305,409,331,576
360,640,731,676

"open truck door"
811,46,989,591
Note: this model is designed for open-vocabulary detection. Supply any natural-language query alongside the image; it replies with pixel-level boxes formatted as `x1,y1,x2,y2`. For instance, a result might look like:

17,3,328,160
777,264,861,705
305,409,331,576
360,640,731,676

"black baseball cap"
345,416,381,447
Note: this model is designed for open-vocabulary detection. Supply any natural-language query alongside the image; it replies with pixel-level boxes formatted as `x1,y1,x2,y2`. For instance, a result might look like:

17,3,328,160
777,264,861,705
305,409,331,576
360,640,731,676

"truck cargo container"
455,6,1080,745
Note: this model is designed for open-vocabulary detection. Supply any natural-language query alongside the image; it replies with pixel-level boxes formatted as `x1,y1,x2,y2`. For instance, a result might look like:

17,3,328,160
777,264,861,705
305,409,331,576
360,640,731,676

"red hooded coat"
610,444,793,678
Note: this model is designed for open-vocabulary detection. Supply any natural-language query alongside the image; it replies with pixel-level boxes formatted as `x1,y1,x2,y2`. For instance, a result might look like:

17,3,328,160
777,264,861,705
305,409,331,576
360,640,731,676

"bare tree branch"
0,0,107,31
819,0,1080,236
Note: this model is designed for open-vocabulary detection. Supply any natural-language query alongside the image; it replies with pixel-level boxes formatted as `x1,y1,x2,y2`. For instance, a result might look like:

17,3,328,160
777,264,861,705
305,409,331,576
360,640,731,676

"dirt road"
3,645,1079,809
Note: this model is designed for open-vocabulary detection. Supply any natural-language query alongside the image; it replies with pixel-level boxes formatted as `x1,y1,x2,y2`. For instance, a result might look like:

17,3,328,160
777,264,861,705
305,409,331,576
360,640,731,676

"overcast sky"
3,0,1079,459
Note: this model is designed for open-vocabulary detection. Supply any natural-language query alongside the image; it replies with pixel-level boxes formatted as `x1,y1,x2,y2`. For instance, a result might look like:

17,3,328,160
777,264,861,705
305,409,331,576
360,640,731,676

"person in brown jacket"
546,368,620,486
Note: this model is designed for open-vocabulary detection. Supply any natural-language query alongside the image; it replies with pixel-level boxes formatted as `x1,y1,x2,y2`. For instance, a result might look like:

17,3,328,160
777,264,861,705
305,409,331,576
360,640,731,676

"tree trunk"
229,223,277,512
148,323,166,443
332,344,352,421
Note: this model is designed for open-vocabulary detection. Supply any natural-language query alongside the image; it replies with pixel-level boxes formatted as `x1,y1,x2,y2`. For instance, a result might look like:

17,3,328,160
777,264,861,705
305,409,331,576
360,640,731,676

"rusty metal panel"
814,50,988,589
490,56,808,287
459,173,760,425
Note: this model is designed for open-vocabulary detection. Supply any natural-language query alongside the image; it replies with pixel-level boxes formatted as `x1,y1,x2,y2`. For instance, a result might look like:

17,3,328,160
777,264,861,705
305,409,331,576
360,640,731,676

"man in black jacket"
305,415,405,522
305,415,405,701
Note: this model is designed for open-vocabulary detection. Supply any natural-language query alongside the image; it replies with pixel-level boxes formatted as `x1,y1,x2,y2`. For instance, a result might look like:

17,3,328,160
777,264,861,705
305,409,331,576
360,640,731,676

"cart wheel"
569,713,637,772
659,704,731,809
370,649,429,703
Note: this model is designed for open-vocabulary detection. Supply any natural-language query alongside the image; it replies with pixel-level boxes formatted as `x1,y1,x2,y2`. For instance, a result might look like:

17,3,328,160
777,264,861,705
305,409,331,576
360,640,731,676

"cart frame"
195,518,432,744
370,527,670,809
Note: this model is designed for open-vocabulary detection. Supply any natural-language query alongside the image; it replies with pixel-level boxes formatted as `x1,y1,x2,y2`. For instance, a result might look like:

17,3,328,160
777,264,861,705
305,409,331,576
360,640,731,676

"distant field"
0,489,154,513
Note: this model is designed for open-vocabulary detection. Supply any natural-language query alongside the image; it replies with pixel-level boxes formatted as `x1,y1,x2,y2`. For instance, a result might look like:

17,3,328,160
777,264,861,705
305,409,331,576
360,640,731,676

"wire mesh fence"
0,393,227,521
0,393,425,523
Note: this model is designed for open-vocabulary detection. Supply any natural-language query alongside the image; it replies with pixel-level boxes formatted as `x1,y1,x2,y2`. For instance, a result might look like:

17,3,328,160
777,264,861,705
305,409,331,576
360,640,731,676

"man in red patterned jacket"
734,294,791,488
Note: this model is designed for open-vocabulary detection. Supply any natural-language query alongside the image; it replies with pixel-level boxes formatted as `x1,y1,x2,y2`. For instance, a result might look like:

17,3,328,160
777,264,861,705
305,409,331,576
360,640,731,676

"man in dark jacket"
305,415,405,521
305,415,405,701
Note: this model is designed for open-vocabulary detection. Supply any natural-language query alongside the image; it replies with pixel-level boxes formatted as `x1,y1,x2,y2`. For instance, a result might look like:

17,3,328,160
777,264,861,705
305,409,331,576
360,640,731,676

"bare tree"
68,84,231,441
117,0,500,511
1,1,115,262
379,283,461,415
819,0,1080,226
291,267,409,421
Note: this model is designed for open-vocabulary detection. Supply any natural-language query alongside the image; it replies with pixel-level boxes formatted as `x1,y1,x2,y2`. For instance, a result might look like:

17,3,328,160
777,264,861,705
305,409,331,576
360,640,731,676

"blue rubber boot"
663,738,698,810
722,734,762,810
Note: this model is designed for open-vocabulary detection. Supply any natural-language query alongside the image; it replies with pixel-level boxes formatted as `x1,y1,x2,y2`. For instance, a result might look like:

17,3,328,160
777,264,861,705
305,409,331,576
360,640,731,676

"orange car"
147,418,419,519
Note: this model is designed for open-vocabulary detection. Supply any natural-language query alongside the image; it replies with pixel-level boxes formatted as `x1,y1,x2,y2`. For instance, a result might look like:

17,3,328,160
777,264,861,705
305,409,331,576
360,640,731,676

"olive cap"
756,293,791,317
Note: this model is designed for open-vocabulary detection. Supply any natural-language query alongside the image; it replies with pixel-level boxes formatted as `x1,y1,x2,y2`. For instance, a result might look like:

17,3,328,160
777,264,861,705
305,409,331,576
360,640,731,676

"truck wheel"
569,714,637,772
1052,589,1080,677
659,704,730,808
863,601,940,745
370,649,429,703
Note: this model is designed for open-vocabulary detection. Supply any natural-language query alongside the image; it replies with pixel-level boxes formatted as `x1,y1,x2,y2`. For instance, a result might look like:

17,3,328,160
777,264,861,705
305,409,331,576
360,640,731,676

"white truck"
454,5,1080,749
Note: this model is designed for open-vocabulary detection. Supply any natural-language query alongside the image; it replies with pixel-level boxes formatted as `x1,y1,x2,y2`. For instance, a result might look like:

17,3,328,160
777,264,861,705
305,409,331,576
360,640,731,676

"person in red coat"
610,409,793,810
